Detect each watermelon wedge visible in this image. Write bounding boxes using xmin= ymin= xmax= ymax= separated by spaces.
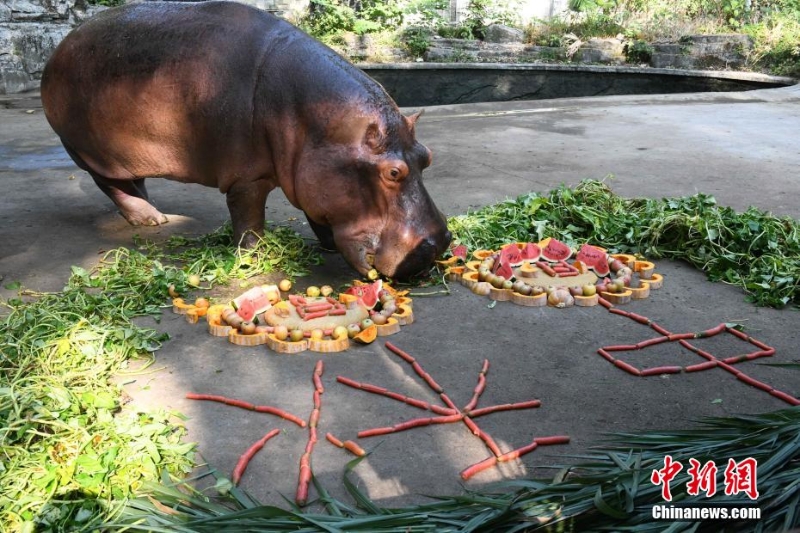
xmin=499 ymin=243 xmax=523 ymax=266
xmin=519 ymin=242 xmax=541 ymax=262
xmin=575 ymin=244 xmax=610 ymax=276
xmin=451 ymin=244 xmax=468 ymax=260
xmin=539 ymin=238 xmax=572 ymax=262
xmin=345 ymin=280 xmax=383 ymax=310
xmin=232 ymin=285 xmax=276 ymax=322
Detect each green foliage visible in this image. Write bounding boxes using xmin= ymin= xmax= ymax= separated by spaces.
xmin=0 ymin=223 xmax=320 ymax=530
xmin=402 ymin=0 xmax=448 ymax=28
xmin=301 ymin=0 xmax=403 ymax=39
xmin=448 ymin=179 xmax=800 ymax=308
xmin=301 ymin=0 xmax=357 ymax=38
xmin=401 ymin=26 xmax=433 ymax=57
xmin=462 ymin=0 xmax=521 ymax=39
xmin=624 ymin=38 xmax=654 ymax=62
xmin=745 ymin=10 xmax=800 ymax=76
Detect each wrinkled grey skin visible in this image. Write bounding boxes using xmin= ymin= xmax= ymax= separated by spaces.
xmin=41 ymin=1 xmax=450 ymax=278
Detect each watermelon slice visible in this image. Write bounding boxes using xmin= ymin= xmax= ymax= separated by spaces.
xmin=519 ymin=242 xmax=541 ymax=262
xmin=345 ymin=280 xmax=383 ymax=310
xmin=451 ymin=244 xmax=468 ymax=260
xmin=500 ymin=243 xmax=523 ymax=266
xmin=232 ymin=286 xmax=275 ymax=322
xmin=575 ymin=244 xmax=610 ymax=276
xmin=539 ymin=238 xmax=572 ymax=262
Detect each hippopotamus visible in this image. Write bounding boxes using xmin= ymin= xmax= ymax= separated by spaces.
xmin=41 ymin=1 xmax=450 ymax=279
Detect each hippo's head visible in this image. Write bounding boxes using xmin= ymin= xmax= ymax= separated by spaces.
xmin=292 ymin=107 xmax=451 ymax=279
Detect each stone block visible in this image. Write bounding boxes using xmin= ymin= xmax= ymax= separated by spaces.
xmin=483 ymin=24 xmax=524 ymax=44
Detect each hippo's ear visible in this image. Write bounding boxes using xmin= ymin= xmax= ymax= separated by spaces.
xmin=364 ymin=122 xmax=387 ymax=153
xmin=404 ymin=110 xmax=424 ymax=134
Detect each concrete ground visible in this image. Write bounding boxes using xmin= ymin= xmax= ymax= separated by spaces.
xmin=1 ymin=84 xmax=799 ymax=511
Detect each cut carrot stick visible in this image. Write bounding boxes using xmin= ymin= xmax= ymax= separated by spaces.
xmin=460 ymin=456 xmax=497 ymax=481
xmin=343 ymin=440 xmax=366 ymax=457
xmin=736 ymin=373 xmax=774 ymax=392
xmin=385 ymin=341 xmax=415 ymax=363
xmin=303 ymin=310 xmax=329 ymax=321
xmin=613 ymin=359 xmax=641 ymax=376
xmin=232 ymin=428 xmax=280 ymax=485
xmin=650 ymin=323 xmax=672 ymax=336
xmin=640 ymin=366 xmax=683 ymax=377
xmin=668 ymin=332 xmax=696 ymax=341
xmin=251 ymin=406 xmax=307 ymax=427
xmin=498 ymin=441 xmax=538 ymax=462
xmin=467 ymin=400 xmax=541 ymax=418
xmin=534 ymin=435 xmax=571 ymax=446
xmin=186 ymin=393 xmax=255 ymax=410
xmin=769 ymin=390 xmax=800 ymax=406
xmin=597 ymin=349 xmax=616 ymax=363
xmin=336 ymin=376 xmax=361 ymax=388
xmin=636 ymin=336 xmax=669 ymax=349
xmin=326 ymin=433 xmax=344 ymax=448
xmin=685 ymin=360 xmax=718 ymax=372
xmin=358 ymin=426 xmax=394 ymax=438
xmin=597 ymin=297 xmax=614 ymax=309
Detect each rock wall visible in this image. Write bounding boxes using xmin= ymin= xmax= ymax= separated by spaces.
xmin=0 ymin=0 xmax=315 ymax=94
xmin=0 ymin=0 xmax=102 ymax=94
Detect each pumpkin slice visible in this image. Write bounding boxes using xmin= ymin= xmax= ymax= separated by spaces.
xmin=171 ymin=298 xmax=195 ymax=315
xmin=574 ymin=293 xmax=599 ymax=307
xmin=308 ymin=336 xmax=350 ymax=353
xmin=600 ymin=289 xmax=632 ymax=305
xmin=353 ymin=324 xmax=378 ymax=344
xmin=266 ymin=334 xmax=308 ymax=354
xmin=392 ymin=304 xmax=414 ymax=325
xmin=472 ymin=249 xmax=494 ymax=261
xmin=646 ymin=273 xmax=664 ymax=289
xmin=628 ymin=283 xmax=650 ymax=299
xmin=510 ymin=291 xmax=547 ymax=307
xmin=229 ymin=330 xmax=269 ymax=346
xmin=375 ymin=317 xmax=401 ymax=337
xmin=489 ymin=287 xmax=512 ymax=301
xmin=185 ymin=308 xmax=201 ymax=324
xmin=634 ymin=260 xmax=656 ymax=279
xmin=460 ymin=271 xmax=480 ymax=289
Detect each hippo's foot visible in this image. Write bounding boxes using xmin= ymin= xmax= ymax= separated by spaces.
xmin=117 ymin=198 xmax=169 ymax=227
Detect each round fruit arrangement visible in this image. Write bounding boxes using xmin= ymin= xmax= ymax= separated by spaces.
xmin=172 ymin=280 xmax=414 ymax=354
xmin=441 ymin=239 xmax=663 ymax=308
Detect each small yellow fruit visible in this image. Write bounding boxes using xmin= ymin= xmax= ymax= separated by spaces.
xmin=278 ymin=279 xmax=292 ymax=292
xmin=320 ymin=285 xmax=334 ymax=297
xmin=266 ymin=289 xmax=280 ymax=304
xmin=187 ymin=274 xmax=201 ymax=287
xmin=273 ymin=325 xmax=289 ymax=340
xmin=333 ymin=326 xmax=349 ymax=340
xmin=289 ymin=329 xmax=305 ymax=342
xmin=367 ymin=269 xmax=379 ymax=281
xmin=306 ymin=286 xmax=321 ymax=297
xmin=194 ymin=297 xmax=210 ymax=309
xmin=240 ymin=321 xmax=257 ymax=335
xmin=310 ymin=329 xmax=324 ymax=340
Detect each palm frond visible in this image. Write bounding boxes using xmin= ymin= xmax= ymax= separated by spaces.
xmin=107 ymin=407 xmax=800 ymax=532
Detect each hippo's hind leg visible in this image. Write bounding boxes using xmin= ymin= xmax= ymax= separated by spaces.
xmin=63 ymin=143 xmax=168 ymax=226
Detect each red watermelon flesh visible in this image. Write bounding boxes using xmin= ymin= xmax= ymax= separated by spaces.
xmin=519 ymin=242 xmax=541 ymax=262
xmin=575 ymin=244 xmax=610 ymax=276
xmin=345 ymin=280 xmax=382 ymax=309
xmin=494 ymin=259 xmax=513 ymax=280
xmin=500 ymin=244 xmax=523 ymax=266
xmin=232 ymin=286 xmax=274 ymax=321
xmin=236 ymin=298 xmax=257 ymax=322
xmin=540 ymin=238 xmax=572 ymax=262
xmin=452 ymin=244 xmax=468 ymax=260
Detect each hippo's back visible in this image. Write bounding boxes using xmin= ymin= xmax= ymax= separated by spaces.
xmin=41 ymin=1 xmax=296 ymax=185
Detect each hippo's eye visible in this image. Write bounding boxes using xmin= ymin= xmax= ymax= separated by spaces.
xmin=390 ymin=168 xmax=400 ymax=179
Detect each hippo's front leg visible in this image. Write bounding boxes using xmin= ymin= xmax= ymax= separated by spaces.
xmin=225 ymin=177 xmax=273 ymax=247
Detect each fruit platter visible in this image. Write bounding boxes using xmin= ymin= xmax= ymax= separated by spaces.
xmin=171 ymin=280 xmax=413 ymax=354
xmin=440 ymin=239 xmax=663 ymax=308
